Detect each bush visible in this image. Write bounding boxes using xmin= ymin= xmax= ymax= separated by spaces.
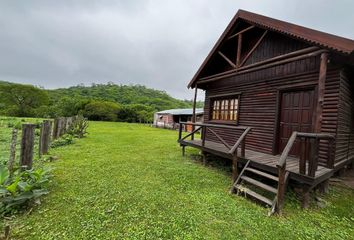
xmin=50 ymin=134 xmax=74 ymax=148
xmin=7 ymin=121 xmax=22 ymax=130
xmin=67 ymin=116 xmax=89 ymax=138
xmin=0 ymin=165 xmax=52 ymax=216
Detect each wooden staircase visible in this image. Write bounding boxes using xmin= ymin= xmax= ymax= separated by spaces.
xmin=231 ymin=160 xmax=289 ymax=214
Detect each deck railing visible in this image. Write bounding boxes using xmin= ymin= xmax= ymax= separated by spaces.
xmin=178 ymin=122 xmax=252 ymax=157
xmin=276 ymin=131 xmax=335 ymax=213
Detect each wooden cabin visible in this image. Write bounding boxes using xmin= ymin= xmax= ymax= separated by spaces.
xmin=154 ymin=108 xmax=203 ymax=130
xmin=178 ymin=10 xmax=354 ymax=214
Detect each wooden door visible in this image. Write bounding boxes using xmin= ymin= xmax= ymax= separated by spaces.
xmin=278 ymin=89 xmax=315 ymax=155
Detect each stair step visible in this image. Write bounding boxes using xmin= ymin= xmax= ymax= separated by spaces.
xmin=235 ymin=184 xmax=273 ymax=206
xmin=241 ymin=176 xmax=278 ymax=194
xmin=245 ymin=168 xmax=279 ymax=181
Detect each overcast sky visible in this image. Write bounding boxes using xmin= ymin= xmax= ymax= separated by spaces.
xmin=0 ymin=1 xmax=353 ymax=100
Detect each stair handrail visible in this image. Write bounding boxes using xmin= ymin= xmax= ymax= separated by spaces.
xmin=277 ymin=131 xmax=335 ymax=169
xmin=228 ymin=127 xmax=252 ymax=155
xmin=276 ymin=131 xmax=335 ymax=214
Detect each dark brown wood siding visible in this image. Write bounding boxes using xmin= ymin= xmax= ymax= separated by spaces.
xmin=335 ymin=70 xmax=354 ymax=164
xmin=201 ymin=57 xmax=341 ymax=159
xmin=243 ymin=32 xmax=309 ymax=66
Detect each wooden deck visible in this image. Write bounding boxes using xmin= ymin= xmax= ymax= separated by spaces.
xmin=181 ymin=139 xmax=334 ymax=185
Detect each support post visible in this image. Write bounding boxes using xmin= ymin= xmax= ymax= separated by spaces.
xmin=178 ymin=123 xmax=183 ymax=141
xmin=301 ymin=185 xmax=311 ymax=209
xmin=232 ymin=155 xmax=239 ymax=183
xmin=20 ymin=124 xmax=36 ymax=169
xmin=318 ymin=179 xmax=329 ymax=194
xmin=276 ymin=166 xmax=286 ymax=214
xmin=191 ymin=85 xmax=198 ymax=140
xmin=8 ymin=129 xmax=18 ymax=176
xmin=39 ymin=120 xmax=52 ymax=157
xmin=314 ymin=52 xmax=328 ymax=133
xmin=202 ymin=151 xmax=207 ymax=166
xmin=202 ymin=126 xmax=206 ymax=147
xmin=182 ymin=146 xmax=185 ymax=157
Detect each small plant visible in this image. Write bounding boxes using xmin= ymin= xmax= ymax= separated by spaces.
xmin=0 ymin=164 xmax=52 ymax=216
xmin=7 ymin=121 xmax=21 ymax=130
xmin=67 ymin=115 xmax=89 ymax=138
xmin=50 ymin=134 xmax=74 ymax=148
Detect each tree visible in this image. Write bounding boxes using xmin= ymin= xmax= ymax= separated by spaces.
xmin=117 ymin=104 xmax=154 ymax=123
xmin=49 ymin=96 xmax=89 ymax=117
xmin=0 ymin=83 xmax=49 ymax=117
xmin=83 ymin=101 xmax=121 ymax=121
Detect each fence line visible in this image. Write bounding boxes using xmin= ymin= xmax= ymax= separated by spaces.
xmin=8 ymin=116 xmax=79 ymax=170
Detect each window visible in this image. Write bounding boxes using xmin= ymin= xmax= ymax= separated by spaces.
xmin=211 ymin=96 xmax=239 ymax=122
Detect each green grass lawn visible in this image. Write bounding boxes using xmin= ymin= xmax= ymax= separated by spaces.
xmin=1 ymin=121 xmax=354 ymax=239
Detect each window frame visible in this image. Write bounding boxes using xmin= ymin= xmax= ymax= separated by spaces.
xmin=209 ymin=93 xmax=241 ymax=125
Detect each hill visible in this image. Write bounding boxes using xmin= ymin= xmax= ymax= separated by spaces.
xmin=0 ymin=81 xmax=203 ymax=122
xmin=48 ymin=83 xmax=202 ymax=111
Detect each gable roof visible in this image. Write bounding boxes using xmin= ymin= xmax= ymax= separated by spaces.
xmin=156 ymin=108 xmax=204 ymax=115
xmin=188 ymin=9 xmax=354 ymax=88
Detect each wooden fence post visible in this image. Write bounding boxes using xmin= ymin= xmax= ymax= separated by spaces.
xmin=59 ymin=117 xmax=67 ymax=136
xmin=39 ymin=120 xmax=52 ymax=157
xmin=20 ymin=124 xmax=36 ymax=169
xmin=53 ymin=118 xmax=60 ymax=140
xmin=66 ymin=117 xmax=73 ymax=131
xmin=8 ymin=129 xmax=18 ymax=176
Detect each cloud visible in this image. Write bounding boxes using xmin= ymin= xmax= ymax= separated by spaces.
xmin=0 ymin=0 xmax=353 ymax=100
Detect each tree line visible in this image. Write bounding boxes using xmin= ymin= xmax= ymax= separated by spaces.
xmin=0 ymin=81 xmax=203 ymax=123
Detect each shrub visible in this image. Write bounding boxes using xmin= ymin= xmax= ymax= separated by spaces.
xmin=0 ymin=165 xmax=52 ymax=216
xmin=7 ymin=121 xmax=22 ymax=130
xmin=67 ymin=116 xmax=89 ymax=138
xmin=50 ymin=134 xmax=74 ymax=148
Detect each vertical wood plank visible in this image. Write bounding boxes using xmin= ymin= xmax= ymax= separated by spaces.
xmin=299 ymin=137 xmax=306 ymax=174
xmin=236 ymin=34 xmax=242 ymax=67
xmin=308 ymin=138 xmax=318 ymax=177
xmin=241 ymin=138 xmax=246 ymax=158
xmin=327 ymin=138 xmax=335 ymax=168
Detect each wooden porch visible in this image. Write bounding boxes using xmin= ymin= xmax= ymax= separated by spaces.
xmin=181 ymin=139 xmax=333 ymax=186
xmin=178 ymin=122 xmax=336 ymax=214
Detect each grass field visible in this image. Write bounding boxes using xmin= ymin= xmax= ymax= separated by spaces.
xmin=1 ymin=121 xmax=353 ymax=239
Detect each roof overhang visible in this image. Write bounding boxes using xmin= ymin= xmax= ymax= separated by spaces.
xmin=188 ymin=9 xmax=354 ymax=89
